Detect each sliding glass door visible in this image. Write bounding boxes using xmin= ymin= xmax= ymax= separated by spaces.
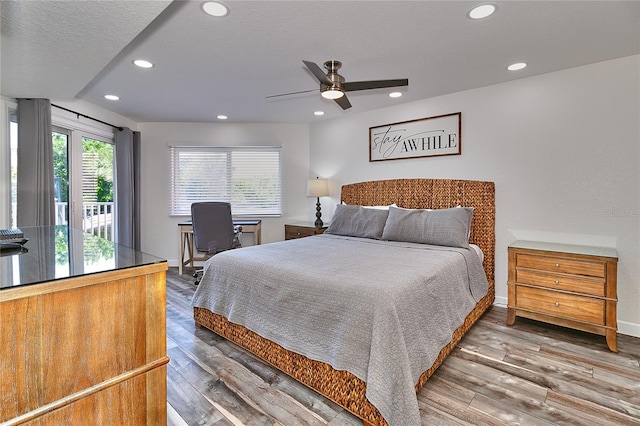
xmin=10 ymin=121 xmax=115 ymax=240
xmin=52 ymin=127 xmax=70 ymax=225
xmin=79 ymin=136 xmax=114 ymax=240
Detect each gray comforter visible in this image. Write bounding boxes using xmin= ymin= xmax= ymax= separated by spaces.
xmin=192 ymin=234 xmax=488 ymax=426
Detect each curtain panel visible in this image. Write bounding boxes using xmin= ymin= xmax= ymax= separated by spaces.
xmin=16 ymin=98 xmax=55 ymax=227
xmin=115 ymin=128 xmax=141 ymax=250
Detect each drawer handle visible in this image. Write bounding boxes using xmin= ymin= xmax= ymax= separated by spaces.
xmin=554 ymin=302 xmax=559 ymax=307
xmin=555 ymin=263 xmax=560 ymax=268
xmin=296 ymin=232 xmax=301 ymax=236
xmin=554 ymin=280 xmax=560 ymax=284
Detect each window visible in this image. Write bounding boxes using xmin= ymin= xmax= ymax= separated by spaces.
xmin=169 ymin=146 xmax=282 ymax=216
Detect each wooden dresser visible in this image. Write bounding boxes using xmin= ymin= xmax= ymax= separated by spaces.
xmin=1 ymin=226 xmax=169 ymax=424
xmin=507 ymin=240 xmax=618 ymax=352
xmin=284 ymin=223 xmax=327 ymax=240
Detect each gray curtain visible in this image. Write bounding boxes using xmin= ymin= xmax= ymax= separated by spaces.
xmin=16 ymin=98 xmax=55 ymax=227
xmin=115 ymin=127 xmax=141 ymax=249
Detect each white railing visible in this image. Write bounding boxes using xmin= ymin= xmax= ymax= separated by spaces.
xmin=55 ymin=201 xmax=115 ymax=242
xmin=83 ymin=202 xmax=114 ymax=241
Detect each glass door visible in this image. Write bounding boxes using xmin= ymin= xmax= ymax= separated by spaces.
xmin=7 ymin=113 xmax=115 ymax=242
xmin=18 ymin=125 xmax=116 ymax=240
xmin=52 ymin=127 xmax=70 ymax=225
xmin=80 ymin=137 xmax=114 ymax=240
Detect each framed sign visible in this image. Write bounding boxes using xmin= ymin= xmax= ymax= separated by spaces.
xmin=369 ymin=112 xmax=461 ymax=162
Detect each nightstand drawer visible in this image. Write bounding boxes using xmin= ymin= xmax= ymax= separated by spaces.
xmin=516 ymin=268 xmax=605 ymax=296
xmin=516 ymin=286 xmax=604 ymax=325
xmin=516 ymin=253 xmax=605 ymax=277
xmin=284 ymin=224 xmax=326 ymax=240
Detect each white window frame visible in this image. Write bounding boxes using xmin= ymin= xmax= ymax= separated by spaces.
xmin=169 ymin=145 xmax=282 ymax=217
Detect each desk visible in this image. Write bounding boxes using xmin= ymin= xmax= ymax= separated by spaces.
xmin=178 ymin=219 xmax=262 ymax=274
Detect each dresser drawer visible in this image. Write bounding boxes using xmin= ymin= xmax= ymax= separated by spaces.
xmin=516 ymin=253 xmax=605 ymax=277
xmin=515 ymin=286 xmax=604 ymax=325
xmin=516 ymin=268 xmax=605 ymax=296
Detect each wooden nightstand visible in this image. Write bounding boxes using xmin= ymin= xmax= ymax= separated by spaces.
xmin=284 ymin=223 xmax=327 ymax=240
xmin=507 ymin=240 xmax=618 ymax=352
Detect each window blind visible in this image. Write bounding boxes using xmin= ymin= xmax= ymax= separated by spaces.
xmin=169 ymin=146 xmax=282 ymax=216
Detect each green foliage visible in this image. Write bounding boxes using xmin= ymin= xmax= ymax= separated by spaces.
xmin=52 ymin=133 xmax=68 ymax=202
xmin=83 ymin=138 xmax=114 ymax=202
xmin=51 ymin=134 xmax=114 ymax=203
xmin=96 ymin=175 xmax=113 ymax=202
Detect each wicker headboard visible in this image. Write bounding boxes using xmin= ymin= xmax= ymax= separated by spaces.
xmin=341 ymin=178 xmax=496 ymax=292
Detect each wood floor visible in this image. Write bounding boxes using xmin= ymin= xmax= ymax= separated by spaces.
xmin=165 ymin=267 xmax=640 ymax=426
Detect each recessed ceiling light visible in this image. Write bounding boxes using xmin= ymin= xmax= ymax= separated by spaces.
xmin=217 ymin=115 xmax=228 ymax=120
xmin=201 ymin=1 xmax=229 ymax=17
xmin=314 ymin=111 xmax=325 ymax=116
xmin=133 ymin=59 xmax=154 ymax=69
xmin=468 ymin=4 xmax=496 ymax=19
xmin=104 ymin=95 xmax=120 ymax=101
xmin=389 ymin=92 xmax=402 ymax=98
xmin=507 ymin=62 xmax=527 ymax=71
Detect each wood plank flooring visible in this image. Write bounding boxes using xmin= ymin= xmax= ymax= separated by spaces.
xmin=165 ymin=267 xmax=640 ymax=425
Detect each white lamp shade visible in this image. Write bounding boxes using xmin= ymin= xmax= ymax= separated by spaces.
xmin=306 ymin=179 xmax=329 ymax=197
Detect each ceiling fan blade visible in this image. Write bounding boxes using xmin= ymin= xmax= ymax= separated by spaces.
xmin=303 ymin=60 xmax=331 ymax=85
xmin=334 ymin=94 xmax=352 ymax=110
xmin=343 ymin=78 xmax=408 ymax=92
xmin=265 ymin=88 xmax=318 ymax=99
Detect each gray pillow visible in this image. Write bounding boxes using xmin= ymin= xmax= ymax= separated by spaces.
xmin=325 ymin=204 xmax=389 ymax=239
xmin=381 ymin=206 xmax=473 ymax=248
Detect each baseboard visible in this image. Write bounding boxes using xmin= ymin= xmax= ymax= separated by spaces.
xmin=618 ymin=320 xmax=640 ymax=339
xmin=494 ymin=296 xmax=507 ymax=307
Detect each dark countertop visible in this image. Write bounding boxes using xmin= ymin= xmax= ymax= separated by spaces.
xmin=1 ymin=226 xmax=166 ymax=290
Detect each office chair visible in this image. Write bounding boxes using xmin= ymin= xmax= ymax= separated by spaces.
xmin=191 ymin=202 xmax=242 ymax=285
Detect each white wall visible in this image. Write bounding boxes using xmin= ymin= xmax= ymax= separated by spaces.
xmin=138 ymin=122 xmax=310 ymax=265
xmin=309 ymin=55 xmax=640 ymax=337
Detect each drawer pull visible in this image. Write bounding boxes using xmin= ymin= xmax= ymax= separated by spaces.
xmin=296 ymin=232 xmax=301 ymax=236
xmin=555 ymin=263 xmax=560 ymax=268
xmin=554 ymin=280 xmax=560 ymax=284
xmin=555 ymin=302 xmax=559 ymax=307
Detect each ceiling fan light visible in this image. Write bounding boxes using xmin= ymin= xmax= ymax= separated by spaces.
xmin=321 ymin=88 xmax=344 ymax=100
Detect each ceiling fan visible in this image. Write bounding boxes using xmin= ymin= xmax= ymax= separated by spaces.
xmin=267 ymin=60 xmax=409 ymax=110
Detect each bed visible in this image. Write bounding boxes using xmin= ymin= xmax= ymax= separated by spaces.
xmin=192 ymin=178 xmax=495 ymax=426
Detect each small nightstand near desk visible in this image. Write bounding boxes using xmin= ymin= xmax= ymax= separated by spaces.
xmin=179 ymin=219 xmax=261 ymax=274
xmin=284 ymin=223 xmax=327 ymax=240
xmin=507 ymin=240 xmax=618 ymax=352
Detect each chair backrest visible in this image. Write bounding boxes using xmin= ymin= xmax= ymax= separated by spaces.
xmin=191 ymin=202 xmax=235 ymax=254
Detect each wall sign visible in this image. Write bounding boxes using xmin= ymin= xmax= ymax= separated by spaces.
xmin=369 ymin=112 xmax=461 ymax=162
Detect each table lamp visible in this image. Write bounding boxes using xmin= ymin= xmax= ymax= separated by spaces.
xmin=306 ymin=178 xmax=329 ymax=228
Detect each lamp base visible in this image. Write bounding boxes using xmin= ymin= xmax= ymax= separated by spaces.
xmin=314 ymin=197 xmax=323 ymax=229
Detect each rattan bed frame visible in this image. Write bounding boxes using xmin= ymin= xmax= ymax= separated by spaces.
xmin=194 ymin=178 xmax=495 ymax=426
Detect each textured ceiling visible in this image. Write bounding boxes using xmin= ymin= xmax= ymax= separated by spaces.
xmin=2 ymin=1 xmax=639 ymax=124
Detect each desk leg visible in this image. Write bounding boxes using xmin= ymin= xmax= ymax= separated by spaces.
xmin=179 ymin=231 xmax=186 ymax=275
xmin=186 ymin=233 xmax=194 ymax=268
